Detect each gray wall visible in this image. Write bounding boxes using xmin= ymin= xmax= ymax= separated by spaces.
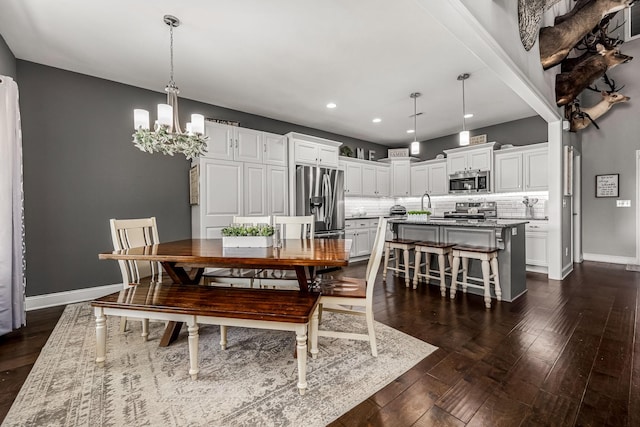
xmin=414 ymin=115 xmax=548 ymax=160
xmin=0 ymin=34 xmax=16 ymax=79
xmin=16 ymin=61 xmax=386 ymax=296
xmin=581 ymin=37 xmax=640 ymax=259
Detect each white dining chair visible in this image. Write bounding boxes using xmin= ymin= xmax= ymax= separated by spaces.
xmin=254 ymin=215 xmax=315 ymax=289
xmin=110 ymin=217 xmax=164 ymax=340
xmin=273 ymin=215 xmax=315 ymax=239
xmin=204 ymin=216 xmax=273 ymax=287
xmin=311 ymin=217 xmax=388 ymax=357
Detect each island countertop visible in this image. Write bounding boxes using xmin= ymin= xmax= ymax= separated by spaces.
xmin=389 ymin=218 xmax=529 ymax=228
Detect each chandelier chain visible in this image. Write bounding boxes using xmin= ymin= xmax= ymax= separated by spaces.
xmin=169 ymin=23 xmax=175 ymax=87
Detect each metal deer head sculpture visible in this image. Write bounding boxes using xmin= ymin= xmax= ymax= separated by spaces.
xmin=539 ymin=0 xmax=635 ymax=70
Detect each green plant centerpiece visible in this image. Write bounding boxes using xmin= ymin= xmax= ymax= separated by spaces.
xmin=221 ymin=224 xmax=274 ymax=237
xmin=221 ymin=224 xmax=275 ymax=247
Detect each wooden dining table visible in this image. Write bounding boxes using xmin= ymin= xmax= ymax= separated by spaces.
xmin=99 ymin=238 xmax=351 ymax=346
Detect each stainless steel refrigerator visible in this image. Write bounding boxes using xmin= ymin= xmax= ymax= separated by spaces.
xmin=295 ymin=165 xmax=345 ymax=238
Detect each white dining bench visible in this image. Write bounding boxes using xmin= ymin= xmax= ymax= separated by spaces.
xmin=91 ymin=283 xmax=321 ymax=395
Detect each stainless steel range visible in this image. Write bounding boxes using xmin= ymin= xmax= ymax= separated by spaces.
xmin=444 ymin=201 xmax=497 ymax=220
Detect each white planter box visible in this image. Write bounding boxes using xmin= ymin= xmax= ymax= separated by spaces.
xmin=222 ymin=236 xmax=273 ymax=247
xmin=407 ymin=214 xmax=430 ymax=222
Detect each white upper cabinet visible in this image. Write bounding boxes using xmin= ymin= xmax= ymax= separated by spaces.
xmin=340 ymin=158 xmax=390 ymax=197
xmin=263 ymin=132 xmax=287 ymax=166
xmin=494 ymin=143 xmax=548 ymax=193
xmin=235 ymin=127 xmax=263 ymax=163
xmin=391 ymin=160 xmax=411 ymax=197
xmin=287 ymin=132 xmax=341 ymax=168
xmin=429 ymin=161 xmax=448 ymax=195
xmin=204 ymin=122 xmax=286 ymax=165
xmin=494 ymin=151 xmax=523 ymax=192
xmin=375 ymin=165 xmax=390 ymax=197
xmin=523 ymin=146 xmax=548 ymax=191
xmin=410 ymin=159 xmax=447 ymax=196
xmin=344 ymin=161 xmax=363 ymax=196
xmin=444 ymin=142 xmax=498 ymax=174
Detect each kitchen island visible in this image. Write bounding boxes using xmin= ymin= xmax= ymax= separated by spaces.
xmin=390 ymin=218 xmax=528 ymax=303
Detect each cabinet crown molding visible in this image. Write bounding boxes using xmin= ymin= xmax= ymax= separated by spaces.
xmin=443 ymin=141 xmax=500 ymax=155
xmin=285 ymin=132 xmax=343 ymax=147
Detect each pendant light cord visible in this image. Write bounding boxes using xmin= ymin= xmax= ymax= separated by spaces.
xmin=461 ymin=77 xmax=466 ymax=132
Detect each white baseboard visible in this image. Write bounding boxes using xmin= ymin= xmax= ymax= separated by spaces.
xmin=26 ymin=283 xmax=123 ymax=311
xmin=582 ymin=253 xmax=636 ymax=265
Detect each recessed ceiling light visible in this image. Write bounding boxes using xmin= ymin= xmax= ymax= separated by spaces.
xmin=406 ymin=129 xmax=415 ymax=134
xmin=326 ymin=102 xmax=337 ymax=109
xmin=464 ymin=113 xmax=474 ymax=119
xmin=372 ymin=118 xmax=382 ymax=123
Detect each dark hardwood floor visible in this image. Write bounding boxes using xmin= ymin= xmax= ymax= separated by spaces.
xmin=1 ymin=261 xmax=638 ymax=426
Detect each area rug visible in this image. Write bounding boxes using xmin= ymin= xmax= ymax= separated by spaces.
xmin=3 ymin=303 xmax=437 ymax=427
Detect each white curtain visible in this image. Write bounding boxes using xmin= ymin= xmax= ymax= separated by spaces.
xmin=0 ymin=75 xmax=26 ymax=335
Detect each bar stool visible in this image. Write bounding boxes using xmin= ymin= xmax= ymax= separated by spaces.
xmin=450 ymin=245 xmax=502 ymax=309
xmin=412 ymin=242 xmax=455 ymax=296
xmin=383 ymin=238 xmax=416 ymax=287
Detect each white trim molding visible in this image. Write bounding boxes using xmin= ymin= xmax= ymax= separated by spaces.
xmin=636 ymin=150 xmax=640 ymax=264
xmin=582 ymin=253 xmax=637 ymax=265
xmin=26 ymin=283 xmax=122 ymax=311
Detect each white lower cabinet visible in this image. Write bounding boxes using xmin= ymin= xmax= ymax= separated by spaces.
xmin=192 ymin=158 xmax=288 ymax=238
xmin=345 ymin=218 xmax=379 ymax=259
xmin=267 ymin=165 xmax=288 ymax=216
xmin=244 ymin=163 xmax=267 ymax=216
xmin=526 ymin=220 xmax=548 ymax=270
xmin=192 ymin=158 xmax=244 ymax=238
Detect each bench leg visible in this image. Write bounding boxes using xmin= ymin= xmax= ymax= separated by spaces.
xmin=383 ymin=244 xmax=390 ymax=282
xmin=296 ymin=326 xmax=308 ymax=395
xmin=481 ymin=260 xmax=492 ymax=309
xmin=187 ymin=319 xmax=199 ymax=380
xmin=220 ymin=325 xmax=227 ymax=350
xmin=309 ymin=307 xmax=319 ymax=359
xmin=95 ymin=308 xmax=106 ymax=367
xmin=141 ymin=318 xmax=149 ymax=341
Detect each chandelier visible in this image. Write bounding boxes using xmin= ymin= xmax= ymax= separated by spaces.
xmin=132 ymin=15 xmax=208 ymax=160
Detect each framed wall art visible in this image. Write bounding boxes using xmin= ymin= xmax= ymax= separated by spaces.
xmin=595 ymin=174 xmax=619 ymax=198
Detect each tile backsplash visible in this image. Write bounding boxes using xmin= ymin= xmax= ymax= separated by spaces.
xmin=345 ymin=192 xmax=548 ymax=219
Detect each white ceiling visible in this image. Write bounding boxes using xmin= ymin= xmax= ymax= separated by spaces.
xmin=0 ymin=0 xmax=537 ymax=146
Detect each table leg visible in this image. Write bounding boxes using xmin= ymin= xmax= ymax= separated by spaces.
xmin=159 ymin=263 xmax=203 ymax=346
xmin=294 ymin=266 xmax=310 ymax=292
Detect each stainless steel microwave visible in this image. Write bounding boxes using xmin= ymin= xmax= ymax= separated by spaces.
xmin=449 ymin=170 xmax=490 ymax=194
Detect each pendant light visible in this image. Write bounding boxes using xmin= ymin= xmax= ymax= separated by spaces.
xmin=457 ymin=73 xmax=470 ymax=146
xmin=410 ymin=92 xmax=421 ymax=155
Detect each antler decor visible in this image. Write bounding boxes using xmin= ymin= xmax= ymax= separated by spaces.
xmin=533 ymin=0 xmax=634 ymax=132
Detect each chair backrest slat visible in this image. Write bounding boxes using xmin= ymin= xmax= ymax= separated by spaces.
xmin=273 ymin=215 xmax=315 ymax=239
xmin=110 ymin=217 xmax=161 ymax=288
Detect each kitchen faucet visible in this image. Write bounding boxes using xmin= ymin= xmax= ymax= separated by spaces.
xmin=421 ymin=191 xmax=432 ymax=211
